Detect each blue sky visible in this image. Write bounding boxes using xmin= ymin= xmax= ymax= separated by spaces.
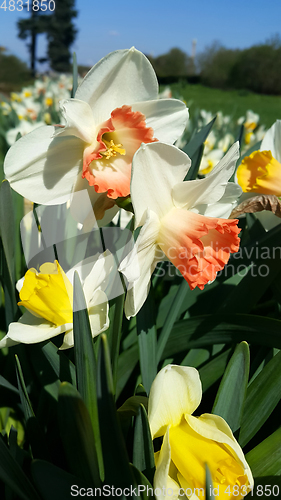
xmin=1 ymin=0 xmax=281 ymax=68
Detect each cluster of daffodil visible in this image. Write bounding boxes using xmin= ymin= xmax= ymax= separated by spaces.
xmin=3 ymin=47 xmax=281 ymax=499
xmin=0 ymin=48 xmax=258 ymax=498
xmin=0 ymin=73 xmax=77 ymax=146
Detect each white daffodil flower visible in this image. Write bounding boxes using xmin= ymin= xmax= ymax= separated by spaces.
xmin=0 ymin=251 xmax=116 ymax=350
xmin=4 ymin=48 xmax=188 ymax=225
xmin=148 ymin=364 xmax=254 ymax=500
xmin=119 ymin=142 xmax=242 ymax=318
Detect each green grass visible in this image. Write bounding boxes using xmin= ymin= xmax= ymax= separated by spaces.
xmin=171 ymin=83 xmax=281 ymax=128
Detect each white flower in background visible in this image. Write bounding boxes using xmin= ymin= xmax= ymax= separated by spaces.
xmin=0 ymin=252 xmax=115 ymax=350
xmin=199 ymin=148 xmax=224 ymax=175
xmin=217 ymin=133 xmax=234 ymax=153
xmin=203 ymin=130 xmax=217 ymax=153
xmin=4 ymin=48 xmax=188 ymax=227
xmin=119 ymin=141 xmax=242 ymax=318
xmin=6 ymin=120 xmax=46 ymax=146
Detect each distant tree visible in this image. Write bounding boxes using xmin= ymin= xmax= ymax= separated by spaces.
xmin=17 ymin=0 xmax=77 ymax=75
xmin=198 ymin=41 xmax=240 ymax=89
xmin=46 ymin=0 xmax=77 ymax=72
xmin=17 ymin=3 xmax=49 ymax=76
xmin=230 ymin=37 xmax=281 ymax=95
xmin=148 ymin=48 xmax=194 ymax=77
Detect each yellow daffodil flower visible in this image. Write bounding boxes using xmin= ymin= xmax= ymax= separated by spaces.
xmin=148 ymin=364 xmax=253 ymax=500
xmin=0 ymin=252 xmax=114 ymax=350
xmin=237 ymin=120 xmax=281 ymax=196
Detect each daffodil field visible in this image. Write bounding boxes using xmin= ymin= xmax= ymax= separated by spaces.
xmin=0 ymin=49 xmax=280 ymax=500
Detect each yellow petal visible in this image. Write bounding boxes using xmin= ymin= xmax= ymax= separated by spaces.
xmin=18 ymin=261 xmax=73 ymax=326
xmin=236 ymin=150 xmax=281 ymax=196
xmin=169 ymin=417 xmax=251 ymax=499
xmin=148 ymin=364 xmax=202 ymax=439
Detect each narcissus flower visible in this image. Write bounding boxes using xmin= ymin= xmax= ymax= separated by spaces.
xmin=4 ymin=48 xmax=188 ymax=223
xmin=0 ymin=252 xmax=113 ymax=350
xmin=148 ymin=364 xmax=254 ymax=500
xmin=237 ymin=120 xmax=281 ymax=196
xmin=119 ymin=142 xmax=242 ymax=317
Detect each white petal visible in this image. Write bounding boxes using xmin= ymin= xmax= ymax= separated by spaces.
xmin=88 ymin=290 xmax=109 ymax=336
xmin=55 ymin=99 xmax=96 ymax=144
xmin=131 ymin=142 xmax=190 ymax=228
xmin=59 ymin=329 xmax=74 ymax=349
xmin=132 ymin=98 xmax=189 ymax=144
xmin=7 ymin=310 xmax=70 ymax=344
xmin=194 ymin=182 xmax=242 ymax=218
xmin=4 ymin=126 xmax=84 ymax=205
xmin=75 ymin=48 xmax=158 ymax=123
xmin=185 ymin=413 xmax=254 ymax=488
xmin=261 ymin=119 xmax=281 ymax=163
xmin=172 ymin=142 xmax=240 ymax=211
xmin=154 ymin=430 xmax=181 ymax=500
xmin=0 ymin=335 xmax=19 ymax=349
xmin=148 ymin=364 xmax=202 ymax=439
xmin=119 ymin=210 xmax=161 ymax=318
xmin=83 ymin=251 xmax=115 ymax=303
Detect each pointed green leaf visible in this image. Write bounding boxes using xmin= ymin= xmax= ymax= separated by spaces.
xmin=0 ymin=180 xmax=15 ymax=285
xmin=106 ymin=291 xmax=125 ymax=395
xmin=183 ymin=116 xmax=216 ymax=160
xmin=15 ymin=355 xmax=49 ymax=460
xmin=58 ymin=382 xmax=101 ymax=486
xmin=246 ymin=427 xmax=281 ymax=477
xmin=97 ymin=334 xmax=136 ymax=489
xmin=240 ymin=350 xmax=281 ymax=446
xmin=157 ymin=279 xmax=189 ymax=363
xmin=162 ymin=314 xmax=281 ymax=360
xmin=0 ymin=435 xmax=41 ymax=500
xmin=137 ymin=287 xmax=157 ymax=394
xmin=31 ymin=460 xmax=84 ymax=500
xmin=133 ymin=404 xmax=155 ymax=483
xmin=212 ymin=342 xmax=250 ymax=432
xmin=205 ymin=464 xmax=215 ymax=500
xmin=73 ymin=271 xmax=103 ymax=476
xmin=71 ymin=52 xmax=78 ymax=98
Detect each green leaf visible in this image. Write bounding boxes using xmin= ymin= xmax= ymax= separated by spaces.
xmin=157 ymin=279 xmax=189 ymax=363
xmin=239 ymin=350 xmax=281 ymax=447
xmin=0 ymin=435 xmax=41 ymax=500
xmin=106 ymin=292 xmax=125 ymax=395
xmin=205 ymin=464 xmax=215 ymax=500
xmin=162 ymin=314 xmax=281 ymax=360
xmin=212 ymin=342 xmax=250 ymax=432
xmin=199 ymin=349 xmax=232 ymax=392
xmin=247 ymin=477 xmax=281 ymax=499
xmin=58 ymin=382 xmax=101 ymax=486
xmin=15 ymin=354 xmax=34 ymax=420
xmin=97 ymin=334 xmax=136 ymax=489
xmin=41 ymin=341 xmax=76 ymax=386
xmin=31 ymin=460 xmax=84 ymax=500
xmin=183 ymin=117 xmax=216 ymax=162
xmin=130 ymin=464 xmax=154 ymax=500
xmin=116 ymin=343 xmax=139 ymax=399
xmin=15 ymin=355 xmax=49 ymax=460
xmin=0 ymin=180 xmax=15 ymax=285
xmin=132 ymin=404 xmax=155 ymax=484
xmin=137 ymin=287 xmax=157 ymax=394
xmin=71 ymin=52 xmax=78 ymax=97
xmin=0 ymin=180 xmax=18 ymax=326
xmin=72 ymin=271 xmax=103 ymax=476
xmin=246 ymin=427 xmax=281 ymax=477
